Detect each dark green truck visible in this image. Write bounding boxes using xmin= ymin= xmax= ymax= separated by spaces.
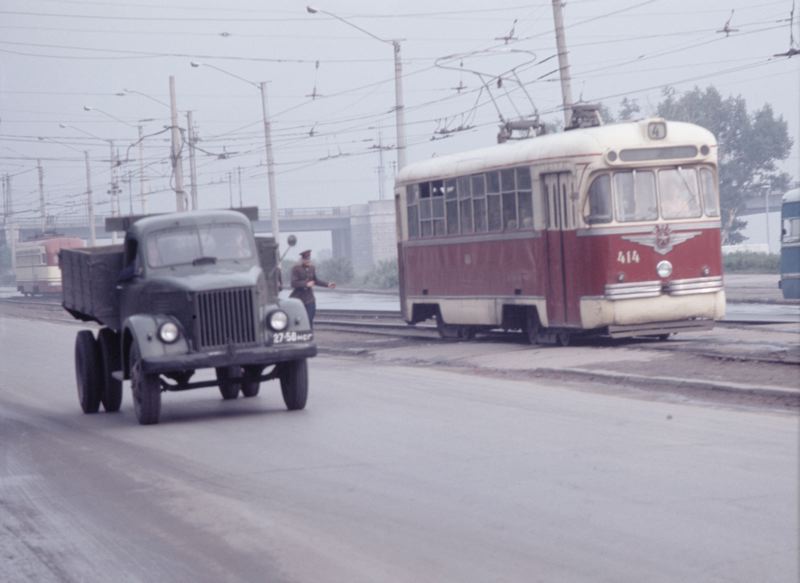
xmin=61 ymin=208 xmax=316 ymax=425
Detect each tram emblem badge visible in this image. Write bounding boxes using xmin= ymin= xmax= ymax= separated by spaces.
xmin=622 ymin=225 xmax=701 ymax=255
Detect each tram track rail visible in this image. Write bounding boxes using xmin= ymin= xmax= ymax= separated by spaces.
xmin=2 ymin=299 xmax=797 ymax=365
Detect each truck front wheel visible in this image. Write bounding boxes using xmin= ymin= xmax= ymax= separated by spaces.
xmin=130 ymin=343 xmax=161 ymax=425
xmin=75 ymin=330 xmax=101 ymax=414
xmin=279 ymin=359 xmax=308 ymax=411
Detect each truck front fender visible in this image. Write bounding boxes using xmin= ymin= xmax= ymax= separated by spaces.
xmin=278 ymin=297 xmax=311 ymax=331
xmin=122 ymin=313 xmax=191 ymax=376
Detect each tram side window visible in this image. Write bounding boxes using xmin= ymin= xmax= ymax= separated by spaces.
xmin=699 ymin=167 xmax=719 ymax=217
xmin=457 ymin=176 xmax=473 ymax=234
xmin=472 ymin=174 xmax=487 ymax=232
xmin=445 ymin=179 xmax=459 ymax=235
xmin=586 ymin=174 xmax=612 ymax=224
xmin=431 ymin=180 xmax=445 ymax=236
xmin=659 ymin=167 xmax=702 ymax=219
xmin=613 ymin=170 xmax=657 ymax=222
xmin=406 ymin=184 xmax=419 ymax=238
xmin=419 ymin=182 xmax=432 ymax=237
xmin=486 ymin=171 xmax=502 ymax=231
xmin=516 ymin=167 xmax=533 ymax=229
xmin=500 ymin=169 xmax=517 ymax=230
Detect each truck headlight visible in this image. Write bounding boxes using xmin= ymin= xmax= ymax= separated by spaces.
xmin=268 ymin=310 xmax=289 ymax=331
xmin=158 ymin=321 xmax=180 ymax=343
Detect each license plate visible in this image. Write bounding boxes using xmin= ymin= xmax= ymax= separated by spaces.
xmin=272 ymin=331 xmax=312 ymax=344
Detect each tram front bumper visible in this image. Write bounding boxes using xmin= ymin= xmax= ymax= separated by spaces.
xmin=579 ymin=289 xmax=725 ymax=331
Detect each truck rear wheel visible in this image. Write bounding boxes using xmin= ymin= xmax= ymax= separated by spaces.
xmin=75 ymin=330 xmax=101 ymax=414
xmin=241 ymin=366 xmax=261 ymax=398
xmin=130 ymin=343 xmax=161 ymax=425
xmin=97 ymin=328 xmax=123 ymax=412
xmin=279 ymin=359 xmax=308 ymax=411
xmin=216 ymin=366 xmax=241 ymax=400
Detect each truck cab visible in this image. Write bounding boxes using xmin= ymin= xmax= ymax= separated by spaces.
xmin=61 ymin=209 xmax=316 ymax=425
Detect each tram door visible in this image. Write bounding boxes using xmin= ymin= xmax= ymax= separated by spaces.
xmin=542 ymin=172 xmax=578 ymax=327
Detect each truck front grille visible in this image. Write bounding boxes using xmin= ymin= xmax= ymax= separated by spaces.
xmin=196 ymin=287 xmax=257 ymax=349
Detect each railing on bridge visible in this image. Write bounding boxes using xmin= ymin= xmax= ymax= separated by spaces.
xmin=3 ymin=206 xmax=354 ymax=232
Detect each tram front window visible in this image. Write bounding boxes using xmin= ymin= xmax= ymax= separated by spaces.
xmin=586 ymin=174 xmax=612 ymax=224
xmin=659 ymin=167 xmax=702 ymax=219
xmin=613 ymin=170 xmax=657 ymax=222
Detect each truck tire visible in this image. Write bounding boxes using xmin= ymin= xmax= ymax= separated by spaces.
xmin=216 ymin=366 xmax=241 ymax=400
xmin=241 ymin=366 xmax=261 ymax=398
xmin=97 ymin=328 xmax=123 ymax=412
xmin=130 ymin=343 xmax=161 ymax=425
xmin=279 ymin=359 xmax=308 ymax=411
xmin=74 ymin=330 xmax=101 ymax=414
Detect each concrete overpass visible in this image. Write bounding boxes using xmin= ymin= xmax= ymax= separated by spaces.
xmin=1 ymin=200 xmax=397 ymax=273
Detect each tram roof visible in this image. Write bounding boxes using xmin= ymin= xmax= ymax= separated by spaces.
xmin=396 ymin=118 xmax=716 ymax=184
xmin=783 ymin=188 xmax=800 ymax=203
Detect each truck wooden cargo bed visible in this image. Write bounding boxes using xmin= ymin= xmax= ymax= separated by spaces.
xmin=61 ymin=245 xmax=124 ymax=328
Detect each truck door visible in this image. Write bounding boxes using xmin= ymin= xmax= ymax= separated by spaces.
xmin=542 ymin=172 xmax=579 ymax=327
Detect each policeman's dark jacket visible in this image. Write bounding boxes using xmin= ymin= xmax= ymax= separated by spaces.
xmin=289 ymin=262 xmax=330 ymax=305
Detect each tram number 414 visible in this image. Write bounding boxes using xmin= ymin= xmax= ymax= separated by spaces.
xmin=617 ymin=250 xmax=641 ymax=264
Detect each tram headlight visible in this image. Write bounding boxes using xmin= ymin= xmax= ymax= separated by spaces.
xmin=656 ymin=260 xmax=673 ymax=279
xmin=701 ymin=265 xmax=710 ymax=276
xmin=158 ymin=321 xmax=180 ymax=344
xmin=268 ymin=310 xmax=289 ymax=331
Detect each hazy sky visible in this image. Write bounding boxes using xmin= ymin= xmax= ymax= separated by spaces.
xmin=1 ymin=0 xmax=798 ymax=251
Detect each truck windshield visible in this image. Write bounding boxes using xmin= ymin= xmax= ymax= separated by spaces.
xmin=145 ymin=223 xmax=254 ymax=268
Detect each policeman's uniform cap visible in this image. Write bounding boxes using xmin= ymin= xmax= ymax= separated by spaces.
xmin=300 ymin=249 xmax=312 ymax=258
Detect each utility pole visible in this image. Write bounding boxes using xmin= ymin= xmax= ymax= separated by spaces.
xmin=259 ymin=82 xmax=279 ymax=241
xmin=186 ymin=111 xmax=198 ymax=210
xmin=392 ymin=41 xmax=407 ymax=170
xmin=227 ymin=172 xmax=234 ymax=207
xmin=37 ymin=159 xmax=46 ymax=234
xmin=1 ymin=173 xmax=7 ymax=223
xmin=138 ymin=125 xmax=146 ymax=214
xmin=551 ymin=0 xmax=574 ymax=128
xmin=108 ymin=141 xmax=120 ymax=243
xmin=84 ymin=151 xmax=96 ymax=246
xmin=376 ymin=129 xmax=386 ymax=201
xmin=125 ymin=171 xmax=134 ymax=215
xmin=237 ymin=166 xmax=243 ymax=207
xmin=169 ymin=75 xmax=187 ymax=212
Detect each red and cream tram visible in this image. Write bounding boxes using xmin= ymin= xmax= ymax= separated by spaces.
xmin=16 ymin=236 xmax=84 ymax=296
xmin=395 ymin=118 xmax=725 ymax=343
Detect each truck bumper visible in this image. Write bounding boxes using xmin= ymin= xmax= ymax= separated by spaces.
xmin=141 ymin=342 xmax=317 ymax=374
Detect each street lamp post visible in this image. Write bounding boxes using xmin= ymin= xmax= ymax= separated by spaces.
xmin=190 ymin=61 xmax=280 ymax=243
xmin=306 ymin=5 xmax=407 ymax=170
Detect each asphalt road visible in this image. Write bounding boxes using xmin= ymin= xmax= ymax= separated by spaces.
xmin=1 ymin=316 xmax=798 ymax=583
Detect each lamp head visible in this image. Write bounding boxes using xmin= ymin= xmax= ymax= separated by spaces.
xmin=306 ymin=6 xmax=318 ymax=14
xmin=190 ymin=61 xmax=201 ymax=68
xmin=82 ymin=105 xmax=92 ymax=111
